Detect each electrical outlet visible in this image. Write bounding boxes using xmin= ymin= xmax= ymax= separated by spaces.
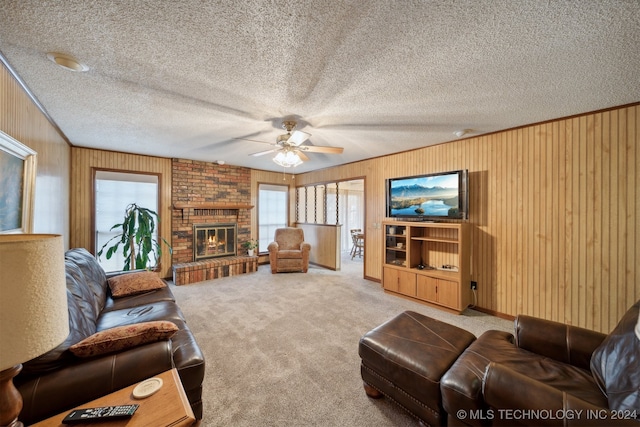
xmin=471 ymin=281 xmax=477 ymax=290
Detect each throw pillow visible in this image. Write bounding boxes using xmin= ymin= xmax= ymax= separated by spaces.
xmin=108 ymin=271 xmax=166 ymax=298
xmin=590 ymin=300 xmax=640 ymax=411
xmin=69 ymin=321 xmax=178 ymax=358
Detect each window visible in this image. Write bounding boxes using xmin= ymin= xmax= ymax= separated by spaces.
xmin=258 ymin=184 xmax=288 ymax=252
xmin=94 ymin=171 xmax=159 ymax=272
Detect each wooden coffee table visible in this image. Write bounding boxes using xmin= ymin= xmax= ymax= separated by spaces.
xmin=32 ymin=369 xmax=195 ymax=427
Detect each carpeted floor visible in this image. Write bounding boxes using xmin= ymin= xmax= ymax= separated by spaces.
xmin=170 ymin=255 xmax=513 ymax=426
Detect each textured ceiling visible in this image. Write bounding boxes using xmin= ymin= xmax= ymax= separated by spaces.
xmin=1 ymin=0 xmax=639 ymax=173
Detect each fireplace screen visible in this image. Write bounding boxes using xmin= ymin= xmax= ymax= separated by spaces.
xmin=193 ymin=223 xmax=237 ymax=261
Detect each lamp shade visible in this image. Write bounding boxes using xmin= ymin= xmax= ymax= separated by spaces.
xmin=0 ymin=234 xmax=69 ymax=370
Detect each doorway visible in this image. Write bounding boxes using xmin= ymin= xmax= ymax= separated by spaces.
xmin=339 ymin=179 xmax=365 ymax=268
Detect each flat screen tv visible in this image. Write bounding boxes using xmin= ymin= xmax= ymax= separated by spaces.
xmin=386 ymin=170 xmax=469 ymax=220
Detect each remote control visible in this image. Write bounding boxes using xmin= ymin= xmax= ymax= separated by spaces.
xmin=62 ymin=404 xmax=139 ymax=424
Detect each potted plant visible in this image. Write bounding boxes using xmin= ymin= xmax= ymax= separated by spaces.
xmin=97 ymin=203 xmax=172 ymax=271
xmin=242 ymin=239 xmax=259 ymax=256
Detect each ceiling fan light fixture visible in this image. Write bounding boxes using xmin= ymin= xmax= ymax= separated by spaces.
xmin=273 ymin=151 xmax=303 ymax=168
xmin=240 ymin=117 xmax=342 ymax=168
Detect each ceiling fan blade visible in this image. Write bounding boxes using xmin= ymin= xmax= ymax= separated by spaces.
xmin=299 ymin=146 xmax=344 ymax=154
xmin=233 ymin=137 xmax=273 ymax=145
xmin=250 ymin=148 xmax=280 ymax=157
xmin=297 ymin=151 xmax=310 ymax=161
xmin=287 ymin=130 xmax=311 ymax=146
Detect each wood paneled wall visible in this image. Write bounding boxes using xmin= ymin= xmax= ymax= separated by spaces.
xmin=0 ymin=62 xmax=70 ymax=244
xmin=296 ymin=104 xmax=639 ymax=333
xmin=70 ymin=148 xmax=173 ymax=277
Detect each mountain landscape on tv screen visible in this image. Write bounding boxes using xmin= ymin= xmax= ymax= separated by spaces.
xmin=390 ymin=184 xmax=459 ymax=215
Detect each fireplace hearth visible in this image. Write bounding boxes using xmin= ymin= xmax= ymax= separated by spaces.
xmin=193 ymin=223 xmax=237 ymax=261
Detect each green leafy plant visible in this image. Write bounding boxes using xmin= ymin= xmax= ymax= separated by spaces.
xmin=242 ymin=239 xmax=259 ymax=250
xmin=97 ymin=203 xmax=172 ymax=271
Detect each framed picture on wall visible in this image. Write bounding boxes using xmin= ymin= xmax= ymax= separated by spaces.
xmin=0 ymin=130 xmax=37 ymax=234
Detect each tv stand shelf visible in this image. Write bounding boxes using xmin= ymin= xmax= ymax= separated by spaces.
xmin=411 ymin=236 xmax=458 ymax=244
xmin=382 ymin=220 xmax=471 ymax=313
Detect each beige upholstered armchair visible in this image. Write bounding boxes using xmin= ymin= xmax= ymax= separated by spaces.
xmin=267 ymin=228 xmax=311 ymax=273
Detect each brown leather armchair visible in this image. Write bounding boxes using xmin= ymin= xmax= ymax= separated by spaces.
xmin=267 ymin=228 xmax=311 ymax=273
xmin=441 ymin=300 xmax=640 ymax=426
xmin=359 ymin=301 xmax=639 ymax=426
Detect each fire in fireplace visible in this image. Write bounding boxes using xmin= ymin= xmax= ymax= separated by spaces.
xmin=193 ymin=223 xmax=237 ymax=261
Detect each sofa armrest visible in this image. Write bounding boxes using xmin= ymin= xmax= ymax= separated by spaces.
xmin=18 ymin=340 xmax=174 ymax=425
xmin=515 ymin=315 xmax=607 ymax=370
xmin=483 ymin=362 xmax=637 ymax=426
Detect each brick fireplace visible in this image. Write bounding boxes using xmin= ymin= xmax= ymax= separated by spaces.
xmin=171 ymin=159 xmax=252 ymax=265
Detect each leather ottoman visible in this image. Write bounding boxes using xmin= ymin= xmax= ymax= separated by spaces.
xmin=358 ymin=311 xmax=476 ymax=426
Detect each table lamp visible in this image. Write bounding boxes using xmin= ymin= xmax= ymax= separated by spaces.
xmin=0 ymin=234 xmax=69 ymax=427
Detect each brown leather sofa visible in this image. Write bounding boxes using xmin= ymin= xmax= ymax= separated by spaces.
xmin=268 ymin=227 xmax=311 ymax=273
xmin=14 ymin=248 xmax=205 ymax=425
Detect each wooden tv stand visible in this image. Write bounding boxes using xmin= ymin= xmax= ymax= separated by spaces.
xmin=382 ymin=220 xmax=471 ymax=313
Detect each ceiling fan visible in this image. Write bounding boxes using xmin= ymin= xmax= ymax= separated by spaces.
xmin=241 ymin=120 xmax=344 ymax=167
